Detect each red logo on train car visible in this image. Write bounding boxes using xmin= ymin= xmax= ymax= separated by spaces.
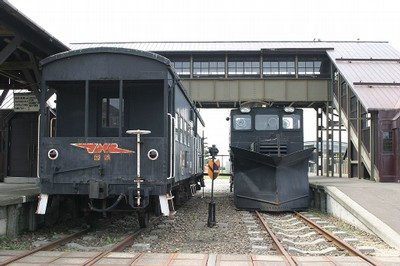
xmin=71 ymin=143 xmax=135 ymax=161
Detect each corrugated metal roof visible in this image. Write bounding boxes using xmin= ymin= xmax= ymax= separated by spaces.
xmin=70 ymin=41 xmax=400 ymax=58
xmin=68 ymin=41 xmax=400 ymax=111
xmin=352 ymin=85 xmax=400 ymax=111
xmin=334 ymin=61 xmax=400 ymax=84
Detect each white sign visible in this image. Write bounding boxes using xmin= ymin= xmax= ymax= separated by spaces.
xmin=14 ymin=93 xmax=40 ymax=112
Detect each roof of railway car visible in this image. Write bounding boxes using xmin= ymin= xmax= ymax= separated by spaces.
xmin=40 ymin=47 xmax=172 ymax=67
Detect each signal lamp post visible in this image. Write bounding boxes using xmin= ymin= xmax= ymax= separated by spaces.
xmin=208 ymin=144 xmax=219 ymax=227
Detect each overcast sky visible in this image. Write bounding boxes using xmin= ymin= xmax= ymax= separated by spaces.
xmin=7 ymin=0 xmax=400 ymax=154
xmin=8 ymin=0 xmax=400 ymax=49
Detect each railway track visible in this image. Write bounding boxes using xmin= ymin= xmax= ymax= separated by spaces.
xmin=0 ymin=216 xmax=156 ymax=266
xmin=0 ymin=227 xmax=91 ymax=266
xmin=254 ymin=210 xmax=383 ymax=266
xmin=0 ymin=189 xmax=392 ymax=265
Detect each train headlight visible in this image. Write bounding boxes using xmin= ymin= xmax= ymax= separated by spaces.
xmin=239 ymin=106 xmax=251 ymax=113
xmin=48 ymin=149 xmax=59 ymax=160
xmin=147 ymin=149 xmax=159 ymax=160
xmin=284 ymin=106 xmax=295 ymax=113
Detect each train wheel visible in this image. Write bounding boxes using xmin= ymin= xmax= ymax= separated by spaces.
xmin=138 ymin=211 xmax=149 ymax=228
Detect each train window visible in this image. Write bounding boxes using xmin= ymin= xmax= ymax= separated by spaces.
xmin=102 ymin=98 xmax=123 ymax=128
xmin=233 ymin=115 xmax=251 ymax=130
xmin=175 ymin=113 xmax=179 ymax=141
xmin=282 ymin=114 xmax=301 ymax=130
xmin=255 ymin=115 xmax=279 ymax=130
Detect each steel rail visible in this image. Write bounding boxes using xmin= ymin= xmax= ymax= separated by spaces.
xmin=83 ymin=216 xmax=161 ymax=266
xmin=295 ymin=212 xmax=382 ymax=266
xmin=255 ymin=211 xmax=297 ymax=266
xmin=83 ymin=229 xmax=145 ymax=266
xmin=0 ymin=227 xmax=91 ymax=266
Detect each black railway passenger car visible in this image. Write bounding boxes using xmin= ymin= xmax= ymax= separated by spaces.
xmin=36 ymin=48 xmax=204 ymax=227
xmin=230 ymin=106 xmax=314 ymax=212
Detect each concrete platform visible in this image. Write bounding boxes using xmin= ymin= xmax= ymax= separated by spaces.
xmin=1 ymin=251 xmax=400 ymax=265
xmin=0 ymin=178 xmax=39 ymax=237
xmin=309 ymin=175 xmax=400 ymax=250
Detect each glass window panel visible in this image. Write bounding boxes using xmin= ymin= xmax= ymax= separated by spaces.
xmin=255 ymin=115 xmax=279 ymax=130
xmin=282 ymin=114 xmax=301 ymax=129
xmin=102 ymin=98 xmax=122 ymax=128
xmin=233 ymin=115 xmax=251 ymax=130
xmin=383 ymin=131 xmax=393 ymax=153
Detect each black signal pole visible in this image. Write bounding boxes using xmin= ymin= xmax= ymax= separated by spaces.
xmin=208 ymin=144 xmax=219 ymax=228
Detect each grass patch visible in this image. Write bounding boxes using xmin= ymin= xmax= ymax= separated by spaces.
xmin=0 ymin=236 xmax=31 ymax=250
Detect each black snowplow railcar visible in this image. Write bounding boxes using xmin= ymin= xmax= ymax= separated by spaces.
xmin=230 ymin=107 xmax=314 ymax=211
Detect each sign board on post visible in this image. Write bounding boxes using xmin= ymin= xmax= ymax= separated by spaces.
xmin=14 ymin=93 xmax=40 ymax=112
xmin=207 ymin=159 xmax=220 ymax=180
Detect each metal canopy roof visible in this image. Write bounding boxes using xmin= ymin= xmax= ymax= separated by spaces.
xmin=0 ymin=1 xmax=68 ymax=56
xmin=71 ymin=41 xmax=400 ymax=111
xmin=0 ymin=0 xmax=69 ymax=109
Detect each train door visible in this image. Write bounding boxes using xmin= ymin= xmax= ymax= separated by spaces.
xmin=97 ymin=85 xmax=123 ymax=137
xmin=8 ymin=112 xmax=38 ymax=177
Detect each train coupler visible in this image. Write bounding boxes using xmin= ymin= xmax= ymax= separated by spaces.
xmin=128 ymin=186 xmax=150 ymax=209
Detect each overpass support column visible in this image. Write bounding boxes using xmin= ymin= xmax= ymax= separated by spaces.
xmin=316 ymin=108 xmax=323 ymax=176
xmin=326 ymin=103 xmax=334 ymax=177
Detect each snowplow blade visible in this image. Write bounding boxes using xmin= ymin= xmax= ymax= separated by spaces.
xmin=231 ymin=146 xmax=314 ymax=211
